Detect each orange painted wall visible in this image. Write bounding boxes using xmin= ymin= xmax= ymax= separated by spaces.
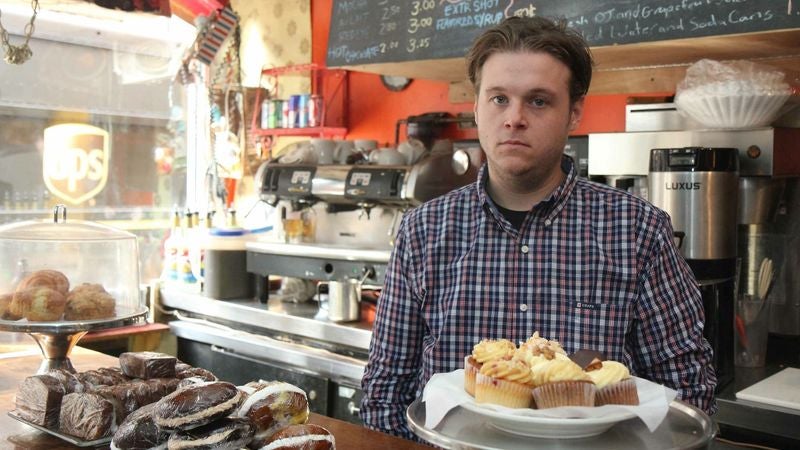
xmin=311 ymin=0 xmax=652 ymax=144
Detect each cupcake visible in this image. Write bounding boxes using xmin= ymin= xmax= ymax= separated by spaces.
xmin=463 ymin=339 xmax=516 ymax=396
xmin=530 ymin=358 xmax=596 ymax=409
xmin=474 ymin=358 xmax=534 ymax=408
xmin=520 ymin=331 xmax=567 ymax=358
xmin=586 ymin=360 xmax=639 ymax=406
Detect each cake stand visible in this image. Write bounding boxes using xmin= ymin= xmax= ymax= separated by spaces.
xmin=0 ymin=308 xmax=148 ymax=374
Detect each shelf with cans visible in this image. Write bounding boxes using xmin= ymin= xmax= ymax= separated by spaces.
xmin=250 ymin=63 xmax=348 ymax=152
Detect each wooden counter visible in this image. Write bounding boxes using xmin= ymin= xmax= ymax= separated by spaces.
xmin=0 ymin=347 xmax=430 ymax=449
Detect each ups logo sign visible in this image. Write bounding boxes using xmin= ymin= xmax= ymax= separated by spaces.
xmin=43 ymin=124 xmax=109 ymax=205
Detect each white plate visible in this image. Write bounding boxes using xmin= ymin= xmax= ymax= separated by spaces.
xmin=460 ymin=401 xmax=636 ymax=438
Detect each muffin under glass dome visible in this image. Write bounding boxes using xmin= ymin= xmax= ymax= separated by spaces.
xmin=0 ymin=206 xmax=147 ymax=372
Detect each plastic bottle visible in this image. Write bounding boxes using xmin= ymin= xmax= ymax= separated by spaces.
xmin=161 ymin=211 xmax=182 ymax=281
xmin=179 ymin=211 xmax=198 ymax=286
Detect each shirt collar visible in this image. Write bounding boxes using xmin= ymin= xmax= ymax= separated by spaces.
xmin=477 ymin=155 xmax=578 ymax=224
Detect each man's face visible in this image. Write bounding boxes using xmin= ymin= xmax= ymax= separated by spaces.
xmin=474 ymin=51 xmax=583 ymax=188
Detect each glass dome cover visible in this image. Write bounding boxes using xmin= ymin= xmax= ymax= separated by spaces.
xmin=0 ymin=207 xmax=145 ymax=325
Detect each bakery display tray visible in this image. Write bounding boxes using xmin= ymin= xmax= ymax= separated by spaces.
xmin=8 ymin=410 xmax=112 ymax=447
xmin=407 ymin=398 xmax=716 ymax=450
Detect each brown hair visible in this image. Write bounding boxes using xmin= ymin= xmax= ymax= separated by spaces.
xmin=466 ymin=16 xmax=594 ymax=103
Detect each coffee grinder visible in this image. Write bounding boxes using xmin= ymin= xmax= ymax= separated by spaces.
xmin=649 ymin=147 xmax=739 ymax=389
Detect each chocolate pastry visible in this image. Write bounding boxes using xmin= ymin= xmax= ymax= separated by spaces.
xmin=58 ymin=392 xmax=116 ymax=441
xmin=569 ymin=349 xmax=606 ymax=371
xmin=153 ymin=381 xmax=243 ymax=431
xmin=65 ymin=283 xmax=115 ymax=320
xmin=235 ymin=381 xmax=310 ymax=448
xmin=258 ymin=424 xmax=335 ymax=450
xmin=15 ymin=269 xmax=70 ymax=295
xmin=10 ymin=286 xmax=66 ymax=321
xmin=45 ymin=369 xmax=85 ymax=394
xmin=96 ymin=378 xmax=180 ymax=421
xmin=110 ymin=403 xmax=169 ymax=450
xmin=15 ymin=374 xmax=65 ymax=428
xmin=176 ymin=366 xmax=217 ymax=382
xmin=167 ymin=417 xmax=254 ymax=450
xmin=119 ymin=351 xmax=177 ymax=379
xmin=77 ymin=367 xmax=130 ymax=389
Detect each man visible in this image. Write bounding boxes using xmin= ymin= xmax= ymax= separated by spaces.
xmin=361 ymin=16 xmax=717 ymax=440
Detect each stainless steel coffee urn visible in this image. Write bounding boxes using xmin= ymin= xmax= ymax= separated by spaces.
xmin=649 ymin=147 xmax=739 ymax=389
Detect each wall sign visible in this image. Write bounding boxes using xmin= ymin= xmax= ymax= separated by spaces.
xmin=43 ymin=124 xmax=110 ymax=205
xmin=326 ymin=0 xmax=800 ymax=67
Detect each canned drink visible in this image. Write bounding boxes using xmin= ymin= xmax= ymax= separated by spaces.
xmin=281 ymin=98 xmax=292 ymax=128
xmin=260 ymin=99 xmax=273 ymax=129
xmin=287 ymin=95 xmax=300 ymax=128
xmin=308 ymin=95 xmax=322 ymax=127
xmin=269 ymin=99 xmax=282 ymax=128
xmin=297 ymin=94 xmax=309 ymax=128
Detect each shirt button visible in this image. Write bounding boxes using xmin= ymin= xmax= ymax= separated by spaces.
xmin=521 ymin=245 xmax=529 ymax=254
xmin=520 ymin=304 xmax=529 ymax=312
xmin=545 ymin=219 xmax=552 ymax=226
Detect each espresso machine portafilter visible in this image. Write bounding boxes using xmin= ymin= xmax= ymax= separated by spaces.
xmin=649 ymin=147 xmax=739 ymax=390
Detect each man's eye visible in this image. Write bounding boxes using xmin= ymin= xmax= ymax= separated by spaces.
xmin=530 ymin=98 xmax=547 ymax=107
xmin=490 ymin=95 xmax=508 ymax=105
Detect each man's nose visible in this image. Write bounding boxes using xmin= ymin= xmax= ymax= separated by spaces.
xmin=503 ymin=103 xmax=528 ymax=129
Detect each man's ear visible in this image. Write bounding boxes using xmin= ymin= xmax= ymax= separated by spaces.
xmin=569 ymin=97 xmax=585 ymax=131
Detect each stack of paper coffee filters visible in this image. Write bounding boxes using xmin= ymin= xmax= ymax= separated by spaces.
xmin=675 ymin=59 xmax=794 ymax=129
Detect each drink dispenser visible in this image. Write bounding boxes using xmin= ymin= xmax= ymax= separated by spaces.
xmin=649 ymin=147 xmax=739 ymax=389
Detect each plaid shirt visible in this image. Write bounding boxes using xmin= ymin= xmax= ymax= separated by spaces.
xmin=361 ymin=157 xmax=717 ymax=439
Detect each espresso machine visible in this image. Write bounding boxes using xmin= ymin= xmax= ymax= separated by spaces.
xmin=649 ymin=147 xmax=740 ymax=389
xmin=589 ymin=107 xmax=800 ymax=386
xmin=246 ymin=139 xmax=482 ymax=322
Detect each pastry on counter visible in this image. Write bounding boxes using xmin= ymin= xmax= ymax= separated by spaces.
xmin=119 ymin=351 xmax=177 ymax=379
xmin=258 ymin=423 xmax=335 ymax=450
xmin=58 ymin=392 xmax=116 ymax=441
xmin=168 ymin=417 xmax=255 ymax=450
xmin=153 ymin=381 xmax=243 ymax=431
xmin=95 ymin=378 xmax=181 ymax=421
xmin=176 ymin=365 xmax=218 ymax=382
xmin=236 ymin=381 xmax=310 ymax=448
xmin=9 ymin=286 xmax=66 ymax=321
xmin=77 ymin=367 xmax=130 ymax=389
xmin=15 ymin=269 xmax=70 ymax=296
xmin=45 ymin=369 xmax=85 ymax=394
xmin=0 ymin=292 xmax=12 ymax=319
xmin=111 ymin=402 xmax=170 ymax=450
xmin=64 ymin=283 xmax=116 ymax=320
xmin=15 ymin=374 xmax=66 ymax=428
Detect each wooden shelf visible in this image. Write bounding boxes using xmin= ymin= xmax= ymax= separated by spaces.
xmin=332 ymin=28 xmax=800 ymax=98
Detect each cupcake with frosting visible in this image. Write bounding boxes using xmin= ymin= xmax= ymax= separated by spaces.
xmin=530 ymin=358 xmax=596 ymax=408
xmin=519 ymin=331 xmax=567 ymax=358
xmin=463 ymin=339 xmax=516 ymax=396
xmin=474 ymin=358 xmax=534 ymax=408
xmin=586 ymin=360 xmax=639 ymax=406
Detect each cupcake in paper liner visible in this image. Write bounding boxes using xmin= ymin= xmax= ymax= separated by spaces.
xmin=530 ymin=358 xmax=596 ymax=408
xmin=519 ymin=331 xmax=567 ymax=359
xmin=463 ymin=338 xmax=516 ymax=396
xmin=587 ymin=360 xmax=639 ymax=406
xmin=474 ymin=359 xmax=534 ymax=408
xmin=532 ymin=380 xmax=596 ymax=409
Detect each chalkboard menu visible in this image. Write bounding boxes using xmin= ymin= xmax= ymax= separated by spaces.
xmin=327 ymin=0 xmax=799 ymax=67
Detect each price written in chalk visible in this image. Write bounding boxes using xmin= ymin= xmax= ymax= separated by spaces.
xmin=406 ymin=37 xmax=431 ymax=53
